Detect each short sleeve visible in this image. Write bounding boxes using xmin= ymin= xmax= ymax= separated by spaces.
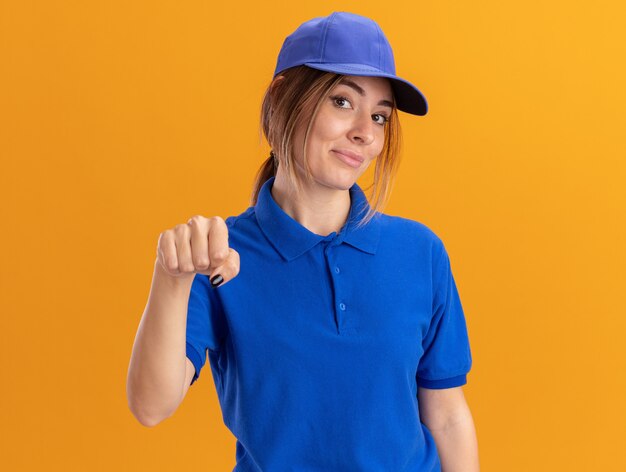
xmin=416 ymin=240 xmax=473 ymax=389
xmin=186 ymin=273 xmax=227 ymax=385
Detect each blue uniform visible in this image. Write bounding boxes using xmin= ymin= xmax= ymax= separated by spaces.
xmin=186 ymin=176 xmax=473 ymax=471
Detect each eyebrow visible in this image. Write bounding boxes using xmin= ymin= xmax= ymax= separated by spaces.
xmin=337 ymin=79 xmax=395 ymax=108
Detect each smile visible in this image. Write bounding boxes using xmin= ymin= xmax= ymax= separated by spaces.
xmin=331 ymin=150 xmax=363 ymax=168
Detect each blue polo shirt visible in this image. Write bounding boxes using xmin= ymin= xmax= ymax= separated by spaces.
xmin=185 ymin=176 xmax=472 ymax=471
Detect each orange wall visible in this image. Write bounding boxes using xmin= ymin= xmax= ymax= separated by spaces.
xmin=1 ymin=1 xmax=625 ymax=470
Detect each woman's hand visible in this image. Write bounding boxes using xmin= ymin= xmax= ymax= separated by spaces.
xmin=155 ymin=215 xmax=240 ymax=288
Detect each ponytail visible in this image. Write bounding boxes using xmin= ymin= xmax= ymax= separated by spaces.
xmin=250 ymin=151 xmax=277 ymax=206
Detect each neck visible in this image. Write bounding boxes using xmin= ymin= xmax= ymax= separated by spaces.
xmin=271 ymin=169 xmax=351 ymax=237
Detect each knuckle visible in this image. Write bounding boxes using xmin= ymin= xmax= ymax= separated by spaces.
xmin=194 ymin=257 xmax=210 ymax=269
xmin=209 ymin=215 xmax=224 ymax=225
xmin=188 ymin=215 xmax=206 ymax=225
xmin=214 ymin=248 xmax=230 ymax=262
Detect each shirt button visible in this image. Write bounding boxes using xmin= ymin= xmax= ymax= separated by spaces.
xmin=339 ymin=302 xmax=346 ymax=311
xmin=334 ymin=266 xmax=340 ymax=274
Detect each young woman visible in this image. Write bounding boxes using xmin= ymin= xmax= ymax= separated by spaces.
xmin=127 ymin=11 xmax=479 ymax=472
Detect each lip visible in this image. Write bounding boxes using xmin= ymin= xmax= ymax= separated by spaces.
xmin=331 ymin=149 xmax=364 ymax=168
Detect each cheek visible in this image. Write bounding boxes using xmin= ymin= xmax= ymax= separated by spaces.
xmin=376 ymin=133 xmax=386 ymax=154
xmin=313 ymin=109 xmax=348 ymax=140
xmin=304 ymin=121 xmax=338 ymax=160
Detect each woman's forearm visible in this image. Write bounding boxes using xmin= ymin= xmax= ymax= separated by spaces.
xmin=126 ymin=260 xmax=194 ymax=426
xmin=429 ymin=408 xmax=480 ymax=472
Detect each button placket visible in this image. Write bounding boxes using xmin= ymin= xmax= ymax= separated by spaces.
xmin=324 ymin=243 xmax=350 ymax=335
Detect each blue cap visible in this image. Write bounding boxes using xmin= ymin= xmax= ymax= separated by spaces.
xmin=273 ymin=12 xmax=428 ymax=116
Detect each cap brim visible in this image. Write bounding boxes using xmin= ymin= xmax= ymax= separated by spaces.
xmin=301 ymin=62 xmax=428 ymax=116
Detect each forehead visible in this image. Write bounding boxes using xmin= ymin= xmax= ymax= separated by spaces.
xmin=336 ymin=75 xmax=393 ymax=98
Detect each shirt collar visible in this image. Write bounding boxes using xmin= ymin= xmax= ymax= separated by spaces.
xmin=255 ymin=176 xmax=381 ymax=262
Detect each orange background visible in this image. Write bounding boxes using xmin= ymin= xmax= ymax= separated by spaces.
xmin=1 ymin=1 xmax=625 ymax=471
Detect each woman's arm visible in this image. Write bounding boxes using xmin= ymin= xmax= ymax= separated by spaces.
xmin=126 ymin=260 xmax=195 ymax=427
xmin=417 ymin=386 xmax=480 ymax=472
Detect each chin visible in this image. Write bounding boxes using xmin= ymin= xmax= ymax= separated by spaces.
xmin=304 ymin=163 xmax=361 ymax=191
xmin=321 ymin=173 xmax=357 ymax=191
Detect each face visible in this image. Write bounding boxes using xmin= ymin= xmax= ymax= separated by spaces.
xmin=292 ymin=75 xmax=394 ymax=191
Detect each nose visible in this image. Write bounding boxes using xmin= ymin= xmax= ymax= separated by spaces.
xmin=347 ymin=111 xmax=376 ymax=145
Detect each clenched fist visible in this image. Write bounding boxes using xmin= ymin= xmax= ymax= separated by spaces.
xmin=156 ymin=215 xmax=240 ymax=288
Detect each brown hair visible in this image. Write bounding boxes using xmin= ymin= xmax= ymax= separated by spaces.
xmin=251 ymin=65 xmax=403 ymax=230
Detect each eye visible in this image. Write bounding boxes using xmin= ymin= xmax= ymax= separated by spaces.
xmin=330 ymin=94 xmax=389 ymax=126
xmin=372 ymin=114 xmax=389 ymax=126
xmin=330 ymin=95 xmax=352 ymax=109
